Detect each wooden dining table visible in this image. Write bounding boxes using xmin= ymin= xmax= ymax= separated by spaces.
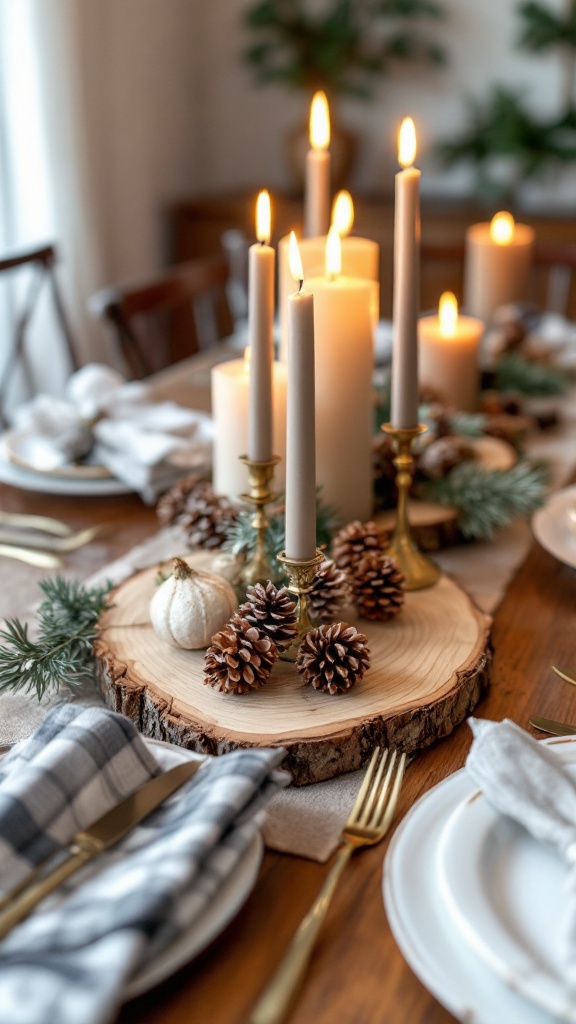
xmin=0 ymin=350 xmax=574 ymax=1024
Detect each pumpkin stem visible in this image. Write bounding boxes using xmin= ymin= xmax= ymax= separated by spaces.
xmin=172 ymin=557 xmax=197 ymax=580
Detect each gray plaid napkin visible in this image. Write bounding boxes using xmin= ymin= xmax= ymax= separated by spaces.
xmin=0 ymin=705 xmax=289 ymax=1024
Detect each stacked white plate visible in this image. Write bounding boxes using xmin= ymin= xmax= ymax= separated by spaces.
xmin=383 ymin=736 xmax=576 ymax=1024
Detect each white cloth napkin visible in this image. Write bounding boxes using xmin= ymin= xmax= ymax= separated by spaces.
xmin=0 ymin=704 xmax=289 ymax=1024
xmin=9 ymin=364 xmax=213 ymax=502
xmin=466 ymin=717 xmax=576 ymax=990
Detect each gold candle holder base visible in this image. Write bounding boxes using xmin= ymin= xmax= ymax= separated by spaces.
xmin=381 ymin=423 xmax=440 ymax=591
xmin=277 ymin=548 xmax=324 ymax=661
xmin=239 ymin=455 xmax=281 ymax=588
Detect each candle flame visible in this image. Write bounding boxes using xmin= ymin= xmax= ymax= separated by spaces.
xmin=325 ymin=226 xmax=342 ymax=279
xmin=490 ymin=211 xmax=515 ymax=245
xmin=309 ymin=91 xmax=330 ymax=150
xmin=398 ymin=117 xmax=417 ymax=169
xmin=439 ymin=292 xmax=458 ymax=337
xmin=331 ymin=190 xmax=354 ymax=236
xmin=288 ymin=231 xmax=304 ymax=284
xmin=256 ymin=189 xmax=271 ymax=244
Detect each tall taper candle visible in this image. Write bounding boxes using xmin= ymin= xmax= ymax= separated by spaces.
xmin=305 ymin=91 xmax=331 ymax=239
xmin=285 ymin=233 xmax=317 ymax=561
xmin=248 ymin=189 xmax=275 ymax=462
xmin=391 ymin=117 xmax=421 ymax=430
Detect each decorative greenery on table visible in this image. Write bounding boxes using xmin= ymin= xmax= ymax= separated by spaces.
xmin=494 ymin=353 xmax=569 ymax=396
xmin=223 ymin=490 xmax=340 ymax=572
xmin=0 ymin=577 xmax=111 ymax=699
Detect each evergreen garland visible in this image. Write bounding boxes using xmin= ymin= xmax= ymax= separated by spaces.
xmin=423 ymin=460 xmax=549 ymax=540
xmin=494 ymin=353 xmax=568 ymax=395
xmin=223 ymin=491 xmax=341 ymax=570
xmin=0 ymin=577 xmax=112 ymax=700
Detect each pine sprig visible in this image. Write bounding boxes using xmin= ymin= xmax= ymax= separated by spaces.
xmin=223 ymin=490 xmax=341 ymax=569
xmin=495 ymin=354 xmax=568 ymax=396
xmin=423 ymin=460 xmax=550 ymax=540
xmin=0 ymin=577 xmax=112 ymax=701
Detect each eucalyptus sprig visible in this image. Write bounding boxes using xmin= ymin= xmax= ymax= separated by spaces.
xmin=0 ymin=577 xmax=112 ymax=701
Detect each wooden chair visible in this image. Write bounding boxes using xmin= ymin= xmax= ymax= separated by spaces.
xmin=0 ymin=244 xmax=80 ymax=425
xmin=421 ymin=239 xmax=576 ymax=316
xmin=89 ymin=256 xmax=234 ymax=378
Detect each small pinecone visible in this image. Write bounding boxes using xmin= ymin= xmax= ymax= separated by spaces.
xmin=296 ymin=621 xmax=370 ymax=695
xmin=331 ymin=520 xmax=389 ymax=576
xmin=204 ymin=614 xmax=279 ymax=694
xmin=418 ymin=436 xmax=475 ymax=481
xmin=156 ymin=473 xmax=207 ymax=525
xmin=309 ymin=559 xmax=350 ymax=621
xmin=178 ymin=482 xmax=238 ymax=550
xmin=352 ymin=552 xmax=406 ymax=621
xmin=239 ymin=580 xmax=298 ymax=652
xmin=372 ymin=434 xmax=396 ymax=506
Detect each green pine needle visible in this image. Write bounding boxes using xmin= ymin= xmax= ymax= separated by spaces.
xmin=495 ymin=354 xmax=568 ymax=396
xmin=0 ymin=577 xmax=112 ymax=701
xmin=424 ymin=460 xmax=550 ymax=540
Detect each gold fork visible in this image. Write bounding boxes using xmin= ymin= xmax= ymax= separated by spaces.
xmin=0 ymin=524 xmax=105 ymax=553
xmin=250 ymin=746 xmax=407 ymax=1024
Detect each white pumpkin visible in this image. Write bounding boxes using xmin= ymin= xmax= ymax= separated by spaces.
xmin=150 ymin=557 xmax=238 ymax=649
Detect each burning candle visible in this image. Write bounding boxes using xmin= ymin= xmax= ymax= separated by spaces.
xmin=307 ymin=228 xmax=374 ymax=522
xmin=304 ymin=91 xmax=331 ymax=239
xmin=285 ymin=233 xmax=317 ymax=561
xmin=391 ymin=116 xmax=421 ymax=430
xmin=247 ymin=189 xmax=275 ymax=462
xmin=418 ymin=292 xmax=484 ymax=411
xmin=464 ymin=211 xmax=535 ymax=323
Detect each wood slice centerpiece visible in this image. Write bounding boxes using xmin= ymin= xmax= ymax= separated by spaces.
xmin=95 ymin=552 xmax=492 ymax=785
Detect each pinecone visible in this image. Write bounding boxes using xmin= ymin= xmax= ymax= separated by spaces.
xmin=331 ymin=520 xmax=389 ymax=577
xmin=372 ymin=435 xmax=396 ymax=506
xmin=296 ymin=621 xmax=370 ymax=695
xmin=239 ymin=580 xmax=298 ymax=652
xmin=352 ymin=552 xmax=406 ymax=621
xmin=309 ymin=559 xmax=350 ymax=621
xmin=418 ymin=436 xmax=475 ymax=481
xmin=203 ymin=614 xmax=279 ymax=694
xmin=156 ymin=473 xmax=207 ymax=525
xmin=178 ymin=482 xmax=238 ymax=550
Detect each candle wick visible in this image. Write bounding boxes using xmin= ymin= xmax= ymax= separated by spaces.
xmin=260 ymin=239 xmax=265 ymax=246
xmin=298 ymin=279 xmax=303 ymax=294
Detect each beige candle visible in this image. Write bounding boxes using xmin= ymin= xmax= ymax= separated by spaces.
xmin=247 ymin=189 xmax=275 ymax=462
xmin=305 ymin=91 xmax=331 ymax=239
xmin=464 ymin=211 xmax=535 ymax=324
xmin=391 ymin=117 xmax=421 ymax=430
xmin=419 ymin=292 xmax=484 ymax=411
xmin=307 ymin=228 xmax=374 ymax=523
xmin=212 ymin=355 xmax=287 ymax=500
xmin=285 ymin=233 xmax=317 ymax=561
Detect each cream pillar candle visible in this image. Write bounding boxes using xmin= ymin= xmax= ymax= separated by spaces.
xmin=285 ymin=233 xmax=317 ymax=561
xmin=247 ymin=189 xmax=275 ymax=462
xmin=391 ymin=117 xmax=421 ymax=430
xmin=212 ymin=356 xmax=287 ymax=500
xmin=307 ymin=228 xmax=374 ymax=523
xmin=419 ymin=292 xmax=484 ymax=411
xmin=304 ymin=91 xmax=331 ymax=239
xmin=464 ymin=211 xmax=535 ymax=323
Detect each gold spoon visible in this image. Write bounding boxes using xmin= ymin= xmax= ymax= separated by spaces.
xmin=552 ymin=665 xmax=576 ymax=686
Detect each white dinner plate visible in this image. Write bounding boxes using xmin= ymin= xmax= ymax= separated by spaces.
xmin=382 ymin=740 xmax=576 ymax=1024
xmin=437 ymin=739 xmax=576 ymax=1022
xmin=532 ymin=485 xmax=576 ymax=570
xmin=124 ymin=739 xmax=263 ymax=998
xmin=0 ymin=437 xmax=132 ymax=496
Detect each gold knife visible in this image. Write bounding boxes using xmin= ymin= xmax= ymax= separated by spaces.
xmin=0 ymin=758 xmax=203 ymax=941
xmin=529 ymin=715 xmax=576 ymax=737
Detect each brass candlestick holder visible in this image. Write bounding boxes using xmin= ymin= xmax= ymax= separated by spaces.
xmin=239 ymin=454 xmax=280 ymax=587
xmin=381 ymin=423 xmax=440 ymax=591
xmin=277 ymin=548 xmax=324 ymax=661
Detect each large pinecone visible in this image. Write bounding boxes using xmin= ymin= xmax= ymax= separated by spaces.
xmin=352 ymin=552 xmax=406 ymax=621
xmin=156 ymin=473 xmax=207 ymax=525
xmin=175 ymin=481 xmax=238 ymax=550
xmin=239 ymin=580 xmax=298 ymax=652
xmin=296 ymin=621 xmax=370 ymax=695
xmin=309 ymin=559 xmax=350 ymax=621
xmin=331 ymin=520 xmax=389 ymax=577
xmin=204 ymin=614 xmax=279 ymax=694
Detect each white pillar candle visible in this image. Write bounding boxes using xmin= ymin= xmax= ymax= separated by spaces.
xmin=285 ymin=233 xmax=317 ymax=561
xmin=212 ymin=356 xmax=287 ymax=500
xmin=419 ymin=292 xmax=484 ymax=411
xmin=305 ymin=91 xmax=331 ymax=239
xmin=391 ymin=117 xmax=421 ymax=430
xmin=307 ymin=228 xmax=374 ymax=523
xmin=247 ymin=189 xmax=275 ymax=462
xmin=464 ymin=212 xmax=535 ymax=324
